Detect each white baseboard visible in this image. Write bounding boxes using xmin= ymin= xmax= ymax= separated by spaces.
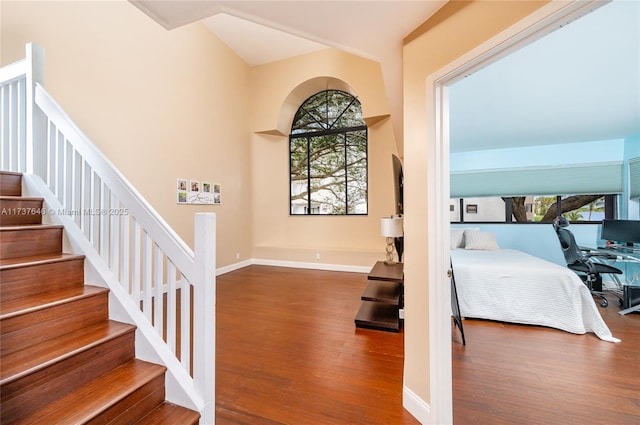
xmin=250 ymin=258 xmax=371 ymax=274
xmin=216 ymin=259 xmax=253 ymax=276
xmin=144 ymin=258 xmax=368 ymax=297
xmin=403 ymin=386 xmax=431 ymax=425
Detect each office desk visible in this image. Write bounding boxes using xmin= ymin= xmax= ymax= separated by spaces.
xmin=585 ymin=247 xmax=640 ymax=315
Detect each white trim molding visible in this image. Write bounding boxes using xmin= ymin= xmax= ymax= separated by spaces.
xmin=403 ymin=386 xmax=431 ymax=424
xmin=425 ymin=1 xmax=608 ymax=423
xmin=250 ymin=258 xmax=371 ymax=274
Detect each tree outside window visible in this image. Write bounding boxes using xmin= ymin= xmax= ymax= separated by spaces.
xmin=452 ymin=195 xmax=612 ymax=223
xmin=290 ymin=90 xmax=367 ymax=215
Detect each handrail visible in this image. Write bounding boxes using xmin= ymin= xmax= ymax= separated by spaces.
xmin=0 ymin=44 xmax=215 ymax=423
xmin=0 ymin=59 xmax=26 ymax=84
xmin=34 ymin=85 xmax=196 ymax=277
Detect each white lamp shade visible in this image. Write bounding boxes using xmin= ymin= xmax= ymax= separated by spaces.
xmin=381 ymin=216 xmax=403 ymax=238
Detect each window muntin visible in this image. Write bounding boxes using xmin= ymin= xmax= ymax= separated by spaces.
xmin=451 ymin=194 xmax=614 ymax=223
xmin=290 ymin=90 xmax=367 ymax=215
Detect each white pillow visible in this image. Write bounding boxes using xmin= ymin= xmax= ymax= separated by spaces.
xmin=450 ymin=227 xmax=480 ymax=249
xmin=464 ymin=229 xmax=500 ymax=250
xmin=450 ymin=229 xmax=465 ymax=249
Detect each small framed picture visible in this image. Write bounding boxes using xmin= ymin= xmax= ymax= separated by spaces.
xmin=177 ymin=179 xmax=187 ymax=191
xmin=214 ymin=184 xmax=221 ymax=204
xmin=202 ymin=182 xmax=211 ymax=193
xmin=190 ymin=181 xmax=200 ymax=192
xmin=177 ymin=191 xmax=187 ymax=203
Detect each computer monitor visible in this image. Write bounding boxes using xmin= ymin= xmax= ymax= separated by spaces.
xmin=601 ymin=219 xmax=640 ymax=247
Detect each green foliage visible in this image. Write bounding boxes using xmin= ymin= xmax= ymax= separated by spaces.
xmin=290 ymin=91 xmax=367 ymax=215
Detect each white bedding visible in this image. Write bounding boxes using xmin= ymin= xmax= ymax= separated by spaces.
xmin=450 ymin=248 xmax=619 ymax=342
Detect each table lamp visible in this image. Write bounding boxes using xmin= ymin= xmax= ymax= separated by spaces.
xmin=381 ymin=215 xmax=403 ymax=264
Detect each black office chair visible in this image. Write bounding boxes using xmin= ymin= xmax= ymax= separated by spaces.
xmin=553 ymin=217 xmax=623 ymax=307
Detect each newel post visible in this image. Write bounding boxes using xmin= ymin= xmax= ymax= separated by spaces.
xmin=193 ymin=213 xmax=216 ymax=424
xmin=25 ymin=43 xmax=47 ymax=178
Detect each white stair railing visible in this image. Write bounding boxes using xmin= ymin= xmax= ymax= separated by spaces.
xmin=0 ymin=59 xmax=27 ymax=172
xmin=0 ymin=44 xmax=215 ymax=424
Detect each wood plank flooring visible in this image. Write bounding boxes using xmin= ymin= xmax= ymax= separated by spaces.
xmin=453 ymin=293 xmax=640 ymax=425
xmin=216 ymin=265 xmax=640 ymax=424
xmin=216 ymin=265 xmax=418 ymax=425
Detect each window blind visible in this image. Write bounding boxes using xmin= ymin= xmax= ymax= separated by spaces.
xmin=451 ymin=162 xmax=623 ymax=198
xmin=629 ymin=157 xmax=640 ymax=198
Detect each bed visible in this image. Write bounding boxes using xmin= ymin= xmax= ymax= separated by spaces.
xmin=450 ymin=234 xmax=619 ymax=343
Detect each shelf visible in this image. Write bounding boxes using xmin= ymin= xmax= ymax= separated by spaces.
xmin=354 ymin=261 xmax=403 ymax=332
xmin=360 ymin=281 xmax=401 ymax=305
xmin=354 ymin=301 xmax=400 ymax=332
xmin=367 ymin=261 xmax=403 ymax=283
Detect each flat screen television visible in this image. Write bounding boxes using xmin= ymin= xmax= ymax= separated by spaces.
xmin=392 ymin=154 xmax=403 ymax=215
xmin=600 ymin=219 xmax=640 ymax=247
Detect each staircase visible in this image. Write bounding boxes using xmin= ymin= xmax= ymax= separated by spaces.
xmin=0 ymin=171 xmax=200 ymax=424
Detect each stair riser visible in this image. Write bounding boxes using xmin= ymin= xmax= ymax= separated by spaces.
xmin=0 ymin=258 xmax=85 ymax=303
xmin=0 ymin=330 xmax=136 ymax=423
xmin=0 ymin=198 xmax=44 ymax=225
xmin=1 ymin=292 xmax=109 ymax=356
xmin=0 ymin=172 xmax=22 ymax=197
xmin=0 ymin=172 xmax=199 ymax=423
xmin=0 ymin=227 xmax=63 ymax=260
xmin=92 ymin=374 xmax=166 ymax=425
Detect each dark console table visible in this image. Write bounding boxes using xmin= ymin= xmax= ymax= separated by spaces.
xmin=354 ymin=261 xmax=403 ymax=332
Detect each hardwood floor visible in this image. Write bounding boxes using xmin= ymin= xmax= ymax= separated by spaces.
xmin=216 ymin=266 xmax=640 ymax=424
xmin=453 ymin=294 xmax=640 ymax=425
xmin=216 ymin=265 xmax=419 ymax=425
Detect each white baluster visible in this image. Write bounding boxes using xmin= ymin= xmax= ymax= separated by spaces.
xmin=0 ymin=84 xmax=9 ymax=170
xmin=120 ymin=214 xmax=130 ymax=294
xmin=46 ymin=120 xmax=54 ymax=191
xmin=56 ymin=129 xmax=63 ymax=201
xmin=100 ymin=183 xmax=109 ymax=260
xmin=90 ymin=171 xmax=100 ymax=249
xmin=166 ymin=261 xmax=177 ymax=353
xmin=154 ymin=244 xmax=164 ymax=335
xmin=81 ymin=160 xmax=91 ymax=237
xmin=72 ymin=150 xmax=81 ymax=226
xmin=180 ymin=275 xmax=190 ymax=372
xmin=132 ymin=220 xmax=141 ymax=303
xmin=109 ymin=193 xmax=120 ymax=274
xmin=142 ymin=231 xmax=152 ymax=321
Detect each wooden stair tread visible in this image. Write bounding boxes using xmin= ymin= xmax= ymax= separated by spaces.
xmin=0 ymin=195 xmax=44 ymax=201
xmin=0 ymin=172 xmax=199 ymax=423
xmin=0 ymin=224 xmax=63 ymax=231
xmin=0 ymin=285 xmax=107 ymax=319
xmin=0 ymin=320 xmax=135 ymax=384
xmin=16 ymin=359 xmax=166 ymax=425
xmin=135 ymin=402 xmax=201 ymax=425
xmin=0 ymin=252 xmax=85 ymax=269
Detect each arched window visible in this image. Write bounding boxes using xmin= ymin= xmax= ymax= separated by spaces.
xmin=289 ymin=90 xmax=367 ymax=215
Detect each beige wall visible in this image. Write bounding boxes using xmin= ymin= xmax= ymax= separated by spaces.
xmin=1 ymin=0 xmax=253 ymax=268
xmin=1 ymin=2 xmax=400 ymax=270
xmin=402 ymin=0 xmax=549 ymax=408
xmin=1 ymin=0 xmax=553 ymax=416
xmin=249 ymin=49 xmax=399 ymax=267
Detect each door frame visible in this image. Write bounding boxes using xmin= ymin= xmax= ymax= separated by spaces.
xmin=425 ymin=1 xmax=608 ymax=423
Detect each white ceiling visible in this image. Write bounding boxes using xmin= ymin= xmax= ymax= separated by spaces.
xmin=129 ymin=0 xmax=448 ymax=145
xmin=449 ymin=0 xmax=640 ymax=153
xmin=130 ymin=0 xmax=639 ymax=154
